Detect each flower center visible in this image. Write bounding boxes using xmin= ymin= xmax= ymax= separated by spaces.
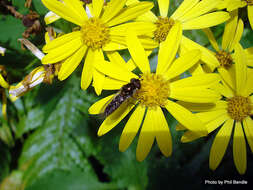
xmin=154 ymin=17 xmax=175 ymax=42
xmin=215 ymin=50 xmax=233 ymax=69
xmin=81 ymin=18 xmax=110 ymax=50
xmin=227 ymin=96 xmax=252 ymax=121
xmin=244 ymin=0 xmax=253 ymax=5
xmin=135 ymin=73 xmax=170 ymax=108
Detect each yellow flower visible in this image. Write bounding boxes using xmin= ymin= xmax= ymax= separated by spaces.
xmin=127 ymin=0 xmax=230 ymax=43
xmin=0 ymin=66 xmax=9 ymax=120
xmin=9 ymin=32 xmax=61 ymax=99
xmin=89 ymin=24 xmax=221 ymax=161
xmin=224 ymin=0 xmax=253 ymax=29
xmin=180 ymin=11 xmax=249 ymax=89
xmin=41 ymin=0 xmax=157 ymax=95
xmin=180 ymin=44 xmax=253 ymax=175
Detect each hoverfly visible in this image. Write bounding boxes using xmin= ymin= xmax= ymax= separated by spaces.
xmin=104 ymin=78 xmax=141 ymax=117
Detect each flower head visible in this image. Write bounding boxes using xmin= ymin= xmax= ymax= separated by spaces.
xmin=180 ymin=44 xmax=253 ymax=175
xmin=89 ymin=24 xmax=221 ymax=161
xmin=128 ymin=0 xmax=230 ymax=43
xmin=41 ymin=0 xmax=157 ymax=95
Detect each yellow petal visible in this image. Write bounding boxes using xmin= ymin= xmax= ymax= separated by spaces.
xmin=181 ymin=131 xmax=203 ymax=143
xmin=0 ymin=74 xmax=9 ymax=89
xmin=241 ymin=68 xmax=253 ymax=97
xmin=119 ymin=105 xmax=146 ymax=152
xmin=41 ymin=0 xmax=87 ymax=26
xmin=157 ymin=22 xmax=182 ymax=74
xmin=233 ymin=122 xmax=247 ymax=175
xmin=205 ymin=113 xmax=230 ymax=133
xmin=209 ymin=119 xmax=233 ymax=171
xmin=234 ymin=44 xmax=247 ymax=94
xmin=135 ymin=11 xmax=158 ymax=23
xmin=94 ymin=60 xmax=138 ymax=82
xmin=170 ymin=73 xmax=221 ymax=88
xmin=243 ymin=117 xmax=253 ymax=153
xmin=92 ymin=69 xmax=105 ymax=95
xmin=213 ymin=82 xmax=234 ymax=98
xmin=170 ymin=86 xmax=221 ymax=103
xmin=218 ymin=67 xmax=236 ymax=91
xmin=136 ymin=108 xmax=155 ymax=161
xmin=182 ymin=12 xmax=230 ymax=30
xmin=245 ymin=47 xmax=253 ymax=66
xmin=171 ymin=0 xmax=199 ymax=20
xmin=181 ymin=36 xmax=219 ymax=71
xmin=92 ymin=0 xmax=104 ymax=17
xmin=64 ymin=0 xmax=88 ymax=20
xmin=91 ymin=49 xmax=105 ymax=95
xmin=202 ymin=28 xmax=219 ymax=52
xmin=222 ymin=10 xmax=238 ymax=51
xmin=106 ymin=2 xmax=154 ymax=27
xmin=43 ymin=31 xmax=82 ymax=52
xmin=165 ymin=100 xmax=207 ymax=136
xmin=164 ymin=50 xmax=200 ymax=79
xmin=102 ymin=41 xmax=127 ymax=51
xmin=58 ymin=45 xmax=87 ymax=80
xmin=229 ymin=19 xmax=244 ymax=52
xmin=176 ymin=101 xmax=220 ymax=112
xmin=81 ymin=49 xmax=94 ymax=90
xmin=158 ymin=0 xmax=169 ymax=17
xmin=106 ymin=51 xmax=133 ymax=72
xmin=139 ymin=37 xmax=158 ymax=49
xmin=248 ymin=6 xmax=253 ymax=29
xmin=126 ymin=29 xmax=150 ymax=73
xmin=101 ymin=0 xmax=127 ymax=23
xmin=42 ymin=39 xmax=83 ymax=65
xmin=227 ymin=0 xmax=247 ymax=11
xmin=103 ymin=77 xmax=127 ymax=90
xmin=97 ymin=101 xmax=136 ymax=136
xmin=155 ymin=107 xmax=172 ymax=157
xmin=197 ymin=109 xmax=228 ymax=123
xmin=44 ymin=11 xmax=61 ymax=25
xmin=179 ymin=0 xmax=221 ymax=22
xmin=109 ymin=22 xmax=156 ymax=37
xmin=89 ymin=94 xmax=115 ymax=115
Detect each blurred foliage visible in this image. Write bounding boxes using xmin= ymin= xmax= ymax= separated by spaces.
xmin=0 ymin=0 xmax=253 ymax=190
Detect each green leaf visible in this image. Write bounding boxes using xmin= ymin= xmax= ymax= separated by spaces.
xmin=11 ymin=0 xmax=28 ymax=15
xmin=25 ymin=168 xmax=118 ymax=190
xmin=18 ymin=76 xmax=97 ymax=187
xmin=0 ymin=15 xmax=25 ymax=51
xmin=0 ymin=142 xmax=11 ymax=181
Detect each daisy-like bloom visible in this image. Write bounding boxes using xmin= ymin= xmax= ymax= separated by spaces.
xmin=180 ymin=11 xmax=244 ymax=87
xmin=41 ymin=0 xmax=157 ymax=95
xmin=224 ymin=0 xmax=253 ymax=29
xmin=0 ymin=66 xmax=9 ymax=120
xmin=127 ymin=0 xmax=230 ymax=44
xmin=0 ymin=46 xmax=6 ymax=56
xmin=180 ymin=44 xmax=253 ymax=175
xmin=9 ymin=31 xmax=61 ymax=99
xmin=89 ymin=24 xmax=221 ymax=161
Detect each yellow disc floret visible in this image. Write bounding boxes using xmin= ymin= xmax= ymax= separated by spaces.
xmin=154 ymin=17 xmax=175 ymax=42
xmin=135 ymin=73 xmax=170 ymax=108
xmin=227 ymin=96 xmax=252 ymax=121
xmin=215 ymin=50 xmax=233 ymax=69
xmin=81 ymin=18 xmax=110 ymax=50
